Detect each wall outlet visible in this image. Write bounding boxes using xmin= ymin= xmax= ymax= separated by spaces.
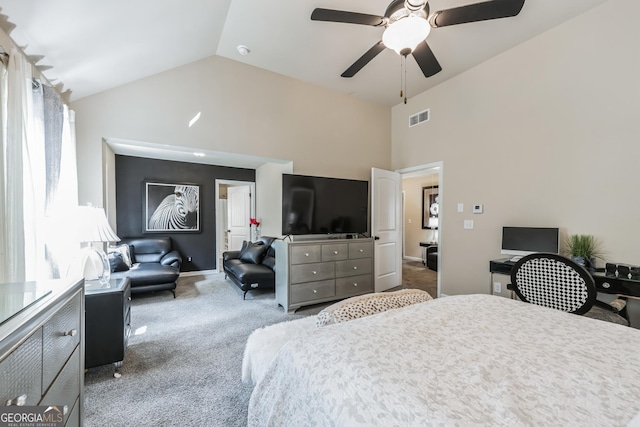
xmin=464 ymin=220 xmax=474 ymax=229
xmin=493 ymin=282 xmax=502 ymax=293
xmin=187 ymin=256 xmax=192 ymax=262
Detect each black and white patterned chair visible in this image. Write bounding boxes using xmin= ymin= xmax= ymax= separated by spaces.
xmin=509 ymin=253 xmax=629 ymax=326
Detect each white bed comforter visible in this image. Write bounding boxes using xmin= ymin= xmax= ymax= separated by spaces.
xmin=248 ymin=294 xmax=640 ymax=426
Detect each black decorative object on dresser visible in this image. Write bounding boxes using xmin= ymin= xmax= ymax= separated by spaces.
xmin=0 ymin=278 xmax=84 ymax=426
xmin=109 ymin=237 xmax=182 ymax=297
xmin=85 ymin=277 xmax=131 ymax=371
xmin=223 ymin=237 xmax=277 ymax=299
xmin=275 ymin=238 xmax=374 ymax=313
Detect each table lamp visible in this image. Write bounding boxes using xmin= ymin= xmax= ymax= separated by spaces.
xmin=428 ymin=216 xmax=438 ymax=243
xmin=68 ymin=206 xmax=120 ymax=285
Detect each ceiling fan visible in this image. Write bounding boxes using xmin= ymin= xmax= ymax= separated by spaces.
xmin=311 ymin=0 xmax=526 ymax=79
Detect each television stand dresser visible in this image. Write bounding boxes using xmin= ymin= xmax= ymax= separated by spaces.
xmin=275 ymin=238 xmax=374 ymax=313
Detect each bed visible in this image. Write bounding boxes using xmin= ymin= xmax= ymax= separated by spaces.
xmin=246 ymin=294 xmax=640 ymax=426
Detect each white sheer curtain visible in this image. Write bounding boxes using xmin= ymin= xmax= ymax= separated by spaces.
xmin=0 ymin=46 xmax=78 ymax=283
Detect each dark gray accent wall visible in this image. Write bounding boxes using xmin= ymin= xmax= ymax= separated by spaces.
xmin=114 ymin=155 xmax=255 ymax=272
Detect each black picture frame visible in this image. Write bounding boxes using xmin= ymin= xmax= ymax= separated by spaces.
xmin=422 ymin=185 xmax=439 ymax=230
xmin=144 ymin=181 xmax=200 ymax=232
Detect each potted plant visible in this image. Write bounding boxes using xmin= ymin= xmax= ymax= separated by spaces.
xmin=565 ymin=234 xmax=604 ymax=269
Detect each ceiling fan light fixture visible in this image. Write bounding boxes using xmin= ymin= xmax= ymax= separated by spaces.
xmin=382 ymin=16 xmax=431 ymax=55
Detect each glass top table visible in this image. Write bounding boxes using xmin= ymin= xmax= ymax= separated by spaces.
xmin=0 ymin=282 xmax=52 ymax=326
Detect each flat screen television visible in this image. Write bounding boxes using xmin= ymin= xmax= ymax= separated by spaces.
xmin=501 ymin=226 xmax=560 ymax=259
xmin=282 ymin=174 xmax=368 ymax=235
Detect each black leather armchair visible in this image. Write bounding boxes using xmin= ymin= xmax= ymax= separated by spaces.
xmin=223 ymin=236 xmax=276 ymax=299
xmin=111 ymin=237 xmax=182 ymax=297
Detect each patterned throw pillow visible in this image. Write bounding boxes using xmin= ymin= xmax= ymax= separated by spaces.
xmin=316 ymin=289 xmax=433 ymax=327
xmin=108 ymin=244 xmax=133 ymax=268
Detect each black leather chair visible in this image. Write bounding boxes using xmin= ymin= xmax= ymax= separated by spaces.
xmin=223 ymin=236 xmax=276 ymax=299
xmin=111 ymin=237 xmax=182 ymax=297
xmin=509 ymin=253 xmax=628 ymax=326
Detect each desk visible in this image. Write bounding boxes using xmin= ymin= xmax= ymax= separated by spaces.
xmin=489 ymin=258 xmax=640 ymax=298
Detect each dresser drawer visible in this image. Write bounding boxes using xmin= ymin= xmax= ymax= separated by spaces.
xmin=321 ymin=244 xmax=348 ymax=261
xmin=335 ymin=258 xmax=372 ymax=278
xmin=42 ymin=293 xmax=81 ymax=392
xmin=336 ymin=274 xmax=373 ymax=297
xmin=349 ymin=242 xmax=373 ymax=259
xmin=0 ymin=330 xmax=42 ymax=406
xmin=290 ymin=245 xmax=322 ymax=264
xmin=291 ymin=262 xmax=335 ymax=284
xmin=65 ymin=397 xmax=80 ymax=427
xmin=290 ymin=280 xmax=335 ymax=304
xmin=40 ymin=346 xmax=80 ymax=424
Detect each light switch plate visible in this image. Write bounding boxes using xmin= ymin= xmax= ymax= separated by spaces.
xmin=457 ymin=203 xmax=464 ymax=213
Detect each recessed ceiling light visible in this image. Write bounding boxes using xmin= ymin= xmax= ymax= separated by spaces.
xmin=237 ymin=45 xmax=250 ymax=56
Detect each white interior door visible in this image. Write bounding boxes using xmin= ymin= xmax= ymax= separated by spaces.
xmin=227 ymin=186 xmax=251 ymax=250
xmin=371 ymin=167 xmax=402 ymax=292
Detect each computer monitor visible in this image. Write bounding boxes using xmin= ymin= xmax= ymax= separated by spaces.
xmin=501 ymin=227 xmax=560 ymax=260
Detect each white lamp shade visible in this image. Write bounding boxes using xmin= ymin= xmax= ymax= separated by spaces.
xmin=75 ymin=206 xmax=120 ymax=243
xmin=428 ymin=216 xmax=439 ymax=229
xmin=382 ymin=16 xmax=431 ymax=54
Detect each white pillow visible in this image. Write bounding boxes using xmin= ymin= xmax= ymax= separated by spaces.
xmin=316 ymin=289 xmax=433 ymax=327
xmin=108 ymin=244 xmax=133 ymax=268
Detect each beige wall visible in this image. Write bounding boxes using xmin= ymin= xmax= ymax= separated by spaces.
xmin=403 ymin=175 xmax=438 ymax=260
xmin=71 ymin=55 xmax=391 ymax=207
xmin=392 ymin=0 xmax=640 ymax=296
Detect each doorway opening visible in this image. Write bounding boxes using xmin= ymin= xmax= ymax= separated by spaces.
xmin=400 ymin=162 xmax=442 ymax=298
xmin=215 ymin=179 xmax=256 ymax=272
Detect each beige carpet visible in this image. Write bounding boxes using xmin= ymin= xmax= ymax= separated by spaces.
xmin=387 ymin=259 xmax=438 ymax=298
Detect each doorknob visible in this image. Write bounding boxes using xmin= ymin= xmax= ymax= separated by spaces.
xmin=374 ymin=236 xmax=380 ymax=240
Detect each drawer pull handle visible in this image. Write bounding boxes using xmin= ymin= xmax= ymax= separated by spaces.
xmin=6 ymin=394 xmax=27 ymax=406
xmin=359 ymin=249 xmax=364 ymax=253
xmin=353 ymin=266 xmax=358 ymax=270
xmin=353 ymin=283 xmax=358 ymax=287
xmin=334 ymin=250 xmax=338 ymax=255
xmin=312 ymin=271 xmax=317 ymax=275
xmin=305 ymin=253 xmax=309 ymax=257
xmin=313 ymin=289 xmax=317 ymax=293
xmin=63 ymin=329 xmax=77 ymax=337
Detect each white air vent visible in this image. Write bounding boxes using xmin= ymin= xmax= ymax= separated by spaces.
xmin=409 ymin=108 xmax=430 ymax=127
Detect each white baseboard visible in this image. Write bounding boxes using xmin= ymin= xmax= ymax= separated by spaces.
xmin=179 ymin=269 xmax=218 ymax=277
xmin=403 ymin=256 xmax=422 ymax=262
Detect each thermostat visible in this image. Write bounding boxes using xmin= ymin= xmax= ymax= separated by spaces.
xmin=472 ymin=204 xmax=483 ymax=214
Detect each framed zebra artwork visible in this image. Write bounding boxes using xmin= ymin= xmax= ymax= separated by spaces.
xmin=145 ymin=182 xmax=200 ymax=232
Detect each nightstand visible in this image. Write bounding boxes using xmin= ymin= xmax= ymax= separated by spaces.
xmin=85 ymin=277 xmax=131 ymax=370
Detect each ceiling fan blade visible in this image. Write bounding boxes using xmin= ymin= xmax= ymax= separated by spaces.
xmin=411 ymin=41 xmax=442 ymax=78
xmin=431 ymin=0 xmax=525 ymax=28
xmin=341 ymin=41 xmax=386 ymax=78
xmin=311 ymin=8 xmax=385 ymax=26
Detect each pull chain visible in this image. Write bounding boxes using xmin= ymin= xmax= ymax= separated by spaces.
xmin=404 ymin=55 xmax=408 ymax=104
xmin=399 ymin=55 xmax=403 ymax=99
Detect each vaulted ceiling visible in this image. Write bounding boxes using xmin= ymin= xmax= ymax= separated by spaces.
xmin=0 ymin=0 xmax=608 ymax=107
